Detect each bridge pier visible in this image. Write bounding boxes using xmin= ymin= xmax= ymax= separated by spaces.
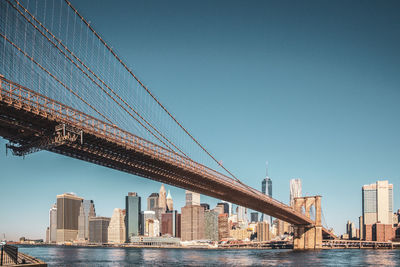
xmin=293 ymin=196 xmax=322 ymax=250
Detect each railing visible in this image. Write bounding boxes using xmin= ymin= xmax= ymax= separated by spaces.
xmin=0 ymin=76 xmax=313 ymax=224
xmin=0 ymin=245 xmax=18 ymax=265
xmin=322 ymin=239 xmax=400 ymax=249
xmin=0 ymin=244 xmax=47 ymax=266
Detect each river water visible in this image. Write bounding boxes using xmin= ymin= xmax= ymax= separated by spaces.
xmin=18 ymin=246 xmax=400 ymax=266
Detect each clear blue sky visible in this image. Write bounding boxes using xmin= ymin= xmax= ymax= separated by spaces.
xmin=1 ymin=0 xmax=400 ymax=240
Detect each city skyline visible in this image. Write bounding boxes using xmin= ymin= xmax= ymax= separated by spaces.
xmin=1 ymin=174 xmax=398 ymax=241
xmin=1 ymin=0 xmax=400 ymax=241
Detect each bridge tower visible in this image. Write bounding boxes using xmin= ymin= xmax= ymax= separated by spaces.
xmin=293 ymin=196 xmax=322 ymax=249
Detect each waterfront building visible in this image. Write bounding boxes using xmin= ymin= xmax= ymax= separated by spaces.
xmin=181 ymin=193 xmax=205 ymax=241
xmin=359 ymin=216 xmax=363 ymax=240
xmin=56 ymin=193 xmax=83 ymax=243
xmin=362 ymin=180 xmax=393 ymax=240
xmin=77 ymin=204 xmax=86 ymax=242
xmin=256 ymin=221 xmax=270 ymax=241
xmin=290 ymin=178 xmax=302 ymax=207
xmin=45 ymin=227 xmax=49 ymax=243
xmin=126 ymin=192 xmax=141 ymax=241
xmin=143 ymin=217 xmax=159 ymax=237
xmin=140 ymin=210 xmax=156 ymax=235
xmin=130 ymin=236 xmax=180 ymax=246
xmin=166 ymin=190 xmax=173 ymax=211
xmin=372 ymin=223 xmax=395 ymax=242
xmin=89 ymin=217 xmax=111 ymax=244
xmin=261 ymin=163 xmax=272 ymax=224
xmin=77 ymin=200 xmax=96 ymax=242
xmin=251 ymin=212 xmax=259 ymax=223
xmin=218 ymin=213 xmax=229 ymax=240
xmin=230 ymin=228 xmax=251 ymax=241
xmin=152 ymin=219 xmax=160 ymax=237
xmin=49 ymin=203 xmax=57 ymax=243
xmin=273 ymin=219 xmax=290 ymax=236
xmin=161 ymin=211 xmax=181 ymax=237
xmin=346 ymin=220 xmax=357 ymax=240
xmin=204 ymin=210 xmax=218 ymax=241
xmin=147 ymin=193 xmax=159 ymax=211
xmin=108 ymin=208 xmax=126 ymax=243
xmin=185 ymin=190 xmax=200 ymax=206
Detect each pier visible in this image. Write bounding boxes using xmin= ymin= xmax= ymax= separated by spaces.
xmin=1 ymin=245 xmax=47 ymax=266
xmin=322 ymin=240 xmax=400 ymax=249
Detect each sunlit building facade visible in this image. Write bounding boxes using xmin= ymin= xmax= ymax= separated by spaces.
xmin=56 ymin=193 xmax=83 ymax=243
xmin=108 ymin=208 xmax=126 ymax=243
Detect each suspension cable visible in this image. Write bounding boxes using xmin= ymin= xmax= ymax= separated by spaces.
xmin=63 ymin=0 xmax=241 ymax=181
xmin=0 ymin=32 xmax=114 ymax=125
xmin=10 ymin=0 xmax=189 ymax=157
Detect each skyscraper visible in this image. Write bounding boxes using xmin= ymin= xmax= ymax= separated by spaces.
xmin=256 ymin=221 xmax=270 ymax=241
xmin=261 ymin=163 xmax=272 ymax=224
xmin=77 ymin=200 xmax=96 ymax=242
xmin=166 ymin=190 xmax=173 ymax=211
xmin=147 ymin=193 xmax=159 ymax=211
xmin=218 ymin=213 xmax=229 ymax=240
xmin=346 ymin=220 xmax=357 ymax=240
xmin=237 ymin=206 xmax=248 ymax=227
xmin=185 ymin=190 xmax=200 ymax=206
xmin=89 ymin=217 xmax=111 ymax=244
xmin=108 ymin=208 xmax=126 ymax=243
xmin=213 ymin=204 xmax=224 ymax=215
xmin=181 ymin=190 xmax=204 ymax=241
xmin=159 ymin=184 xmax=167 ymax=212
xmin=77 ymin=204 xmax=86 ymax=242
xmin=49 ymin=204 xmax=57 ymax=243
xmin=220 ymin=200 xmax=233 ymax=216
xmin=56 ymin=193 xmax=83 ymax=243
xmin=181 ymin=205 xmax=205 ymax=241
xmin=362 ymin=180 xmax=393 ymax=225
xmin=126 ymin=192 xmax=141 ymax=242
xmin=217 ymin=202 xmax=229 ymax=214
xmin=161 ymin=210 xmax=181 ymax=238
xmin=362 ymin=180 xmax=393 ymax=240
xmin=45 ymin=227 xmax=50 ymax=243
xmin=290 ymin=179 xmax=302 ymax=207
xmin=204 ymin=210 xmax=219 ymax=241
xmin=201 ymin=203 xmax=210 ymax=211
xmin=251 ymin=212 xmax=259 ymax=223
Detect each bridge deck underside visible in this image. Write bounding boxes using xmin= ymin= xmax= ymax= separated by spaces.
xmin=0 ymin=78 xmax=334 ymax=238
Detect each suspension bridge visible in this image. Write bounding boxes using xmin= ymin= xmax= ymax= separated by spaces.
xmin=0 ymin=0 xmax=335 ymax=248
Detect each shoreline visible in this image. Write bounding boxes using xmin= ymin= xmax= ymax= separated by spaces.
xmin=15 ymin=243 xmax=400 ymax=250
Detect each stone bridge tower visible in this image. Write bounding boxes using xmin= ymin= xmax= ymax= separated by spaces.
xmin=293 ymin=196 xmax=322 ymax=249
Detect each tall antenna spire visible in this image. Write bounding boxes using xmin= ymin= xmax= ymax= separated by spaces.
xmin=266 ymin=161 xmax=269 ymax=177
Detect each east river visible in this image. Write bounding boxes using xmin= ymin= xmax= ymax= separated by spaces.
xmin=18 ymin=246 xmax=400 ymax=266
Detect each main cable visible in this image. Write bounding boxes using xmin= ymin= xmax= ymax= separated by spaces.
xmin=63 ymin=0 xmax=242 ymax=182
xmin=10 ymin=0 xmax=188 ymax=157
